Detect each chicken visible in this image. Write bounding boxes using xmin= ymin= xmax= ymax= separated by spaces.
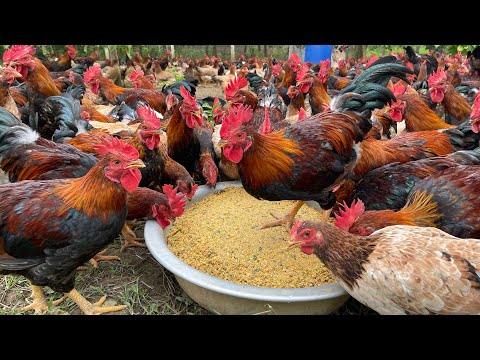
xmin=152 ymin=60 xmax=174 ymax=85
xmin=83 ymin=65 xmax=168 ymax=115
xmin=275 ymin=53 xmax=301 ymax=106
xmin=404 ymin=45 xmax=438 ymax=77
xmin=42 ymin=45 xmax=76 ymax=72
xmin=296 ymin=63 xmax=331 ymax=114
xmin=101 ymin=56 xmax=123 ymax=87
xmin=225 ymin=77 xmax=258 ymax=110
xmin=2 ymin=45 xmax=63 ymax=139
xmin=0 ymin=67 xmax=22 ymax=118
xmin=342 ymin=149 xmax=480 ymax=213
xmin=0 ymin=137 xmax=145 ymax=315
xmin=211 ymin=65 xmax=237 ymax=91
xmin=289 ymin=221 xmax=480 ymax=315
xmin=130 ymin=69 xmax=155 ymax=90
xmin=429 ymin=68 xmax=471 ymax=125
xmin=387 ymin=82 xmax=455 ymax=132
xmin=218 ymin=61 xmax=413 ymax=230
xmin=335 ymin=165 xmax=480 ymax=239
xmin=285 ymin=86 xmax=307 ymax=122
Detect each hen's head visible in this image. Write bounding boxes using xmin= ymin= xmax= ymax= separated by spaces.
xmin=272 ymin=63 xmax=282 ymax=77
xmin=333 ymin=199 xmax=365 ymax=232
xmin=219 ymin=104 xmax=253 ymax=163
xmin=0 ymin=67 xmax=23 ymax=84
xmin=295 ymin=62 xmax=309 ymax=82
xmin=287 ymin=53 xmax=301 ymax=73
xmin=470 ymin=94 xmax=480 ymax=133
xmin=428 ymin=68 xmax=448 ymax=103
xmin=318 ymin=59 xmax=331 ymax=84
xmin=3 ymin=45 xmax=36 ymax=80
xmin=288 ymin=220 xmax=325 ymax=255
xmin=388 ymin=82 xmax=407 ymax=123
xmin=129 ymin=69 xmax=144 ymax=88
xmin=94 ymin=136 xmax=144 ymax=192
xmin=296 ymin=73 xmax=314 ymax=94
xmin=166 ymin=92 xmax=179 ymax=111
xmin=66 ymin=45 xmax=77 ymax=59
xmin=84 ymin=64 xmax=102 ymax=95
xmin=287 ymin=85 xmax=300 ymax=99
xmin=136 ymin=105 xmax=162 ymax=150
xmin=179 ymin=86 xmax=202 ymax=129
xmin=152 ymin=185 xmax=187 ymax=228
xmin=212 ymin=97 xmax=226 ymax=124
xmin=200 ymin=153 xmax=218 ymax=188
xmin=338 ymin=59 xmax=346 ymax=69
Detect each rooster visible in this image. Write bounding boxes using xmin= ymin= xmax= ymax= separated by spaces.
xmin=289 ymin=221 xmax=480 ymax=315
xmin=296 ymin=62 xmax=331 ymax=114
xmin=404 ymin=45 xmax=438 ymax=77
xmin=429 ymin=68 xmax=471 ymax=125
xmin=218 ymin=61 xmax=413 ymax=230
xmin=0 ymin=137 xmax=145 ymax=315
xmin=41 ymin=45 xmax=77 ymax=72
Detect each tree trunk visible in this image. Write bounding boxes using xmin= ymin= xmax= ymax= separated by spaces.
xmin=170 ymin=45 xmax=175 ymax=58
xmin=264 ymin=45 xmax=268 ymax=57
xmin=230 ymin=45 xmax=235 ymax=61
xmin=205 ymin=45 xmax=209 ymax=55
xmin=288 ymin=45 xmax=294 ymax=58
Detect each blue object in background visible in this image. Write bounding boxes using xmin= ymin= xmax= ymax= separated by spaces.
xmin=304 ymin=45 xmax=333 ymax=63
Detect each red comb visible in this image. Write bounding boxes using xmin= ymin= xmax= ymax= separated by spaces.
xmin=179 ymin=85 xmax=196 ymax=103
xmin=130 ymin=69 xmax=144 ymax=82
xmin=94 ymin=136 xmax=139 ymax=161
xmin=365 ymin=55 xmax=380 ymax=68
xmin=289 ymin=53 xmax=300 ymax=65
xmin=272 ymin=63 xmax=282 ymax=76
xmin=136 ymin=105 xmax=161 ymax=130
xmin=428 ymin=68 xmax=447 ymax=89
xmin=3 ymin=45 xmax=36 ymax=63
xmin=295 ymin=62 xmax=309 ymax=82
xmin=84 ymin=64 xmax=102 ymax=84
xmin=471 ymin=94 xmax=480 ymax=120
xmin=162 ymin=184 xmax=187 ymax=217
xmin=220 ymin=105 xmax=253 ymax=139
xmin=333 ymin=199 xmax=365 ymax=231
xmin=225 ymin=77 xmax=248 ymax=100
xmin=297 ymin=107 xmax=307 ymax=121
xmin=389 ymin=81 xmax=406 ymax=97
xmin=259 ymin=107 xmax=271 ymax=135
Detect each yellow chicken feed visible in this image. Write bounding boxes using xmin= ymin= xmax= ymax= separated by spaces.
xmin=168 ymin=187 xmax=336 ymax=288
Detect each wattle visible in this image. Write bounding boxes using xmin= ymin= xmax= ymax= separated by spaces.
xmin=472 ymin=121 xmax=480 ymax=134
xmin=390 ymin=108 xmax=403 ymax=122
xmin=430 ymin=89 xmax=445 ymax=103
xmin=301 ymin=246 xmax=315 ymax=255
xmin=145 ymin=135 xmax=160 ymax=150
xmin=120 ymin=168 xmax=142 ymax=192
xmin=223 ymin=145 xmax=244 ymax=163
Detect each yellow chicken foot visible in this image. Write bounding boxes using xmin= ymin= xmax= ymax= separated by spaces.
xmin=22 ymin=283 xmax=65 ymax=314
xmin=89 ymin=249 xmax=121 ymax=268
xmin=260 ymin=201 xmax=305 ymax=231
xmin=120 ymin=223 xmax=146 ymax=252
xmin=66 ymin=289 xmax=127 ymax=315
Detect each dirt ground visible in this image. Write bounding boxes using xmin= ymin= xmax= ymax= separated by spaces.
xmin=0 ymin=84 xmax=375 ymax=315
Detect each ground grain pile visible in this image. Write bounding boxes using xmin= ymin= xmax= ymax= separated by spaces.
xmin=168 ymin=187 xmax=336 ymax=288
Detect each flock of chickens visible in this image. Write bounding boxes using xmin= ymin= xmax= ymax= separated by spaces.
xmin=0 ymin=44 xmax=479 ymax=315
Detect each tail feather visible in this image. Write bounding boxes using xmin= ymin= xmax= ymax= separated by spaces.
xmin=443 ymin=121 xmax=480 ymax=150
xmin=401 ymin=190 xmax=442 ymax=227
xmin=447 ymin=148 xmax=480 ymax=164
xmin=0 ymin=125 xmax=39 ymax=155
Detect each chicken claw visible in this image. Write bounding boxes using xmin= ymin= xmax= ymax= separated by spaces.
xmin=260 ymin=201 xmax=305 ymax=232
xmin=89 ymin=249 xmax=121 ymax=268
xmin=66 ymin=289 xmax=127 ymax=315
xmin=120 ymin=223 xmax=146 ymax=252
xmin=22 ymin=283 xmax=65 ymax=314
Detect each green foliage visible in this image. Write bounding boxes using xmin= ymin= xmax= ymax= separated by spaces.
xmin=202 ymin=102 xmax=214 ymax=127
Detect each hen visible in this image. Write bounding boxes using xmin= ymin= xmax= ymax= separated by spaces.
xmin=289 ymin=221 xmax=480 ymax=315
xmin=0 ymin=137 xmax=144 ymax=315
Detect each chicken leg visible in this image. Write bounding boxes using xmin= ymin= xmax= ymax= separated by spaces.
xmin=22 ymin=282 xmax=65 ymax=314
xmin=66 ymin=289 xmax=127 ymax=315
xmin=261 ymin=201 xmax=305 ymax=231
xmin=88 ymin=249 xmax=121 ymax=268
xmin=120 ymin=223 xmax=146 ymax=252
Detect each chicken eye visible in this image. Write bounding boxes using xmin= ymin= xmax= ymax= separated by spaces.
xmin=303 ymin=231 xmax=311 ymax=238
xmin=113 ymin=160 xmax=121 ymax=166
xmin=236 ymin=133 xmax=243 ymax=139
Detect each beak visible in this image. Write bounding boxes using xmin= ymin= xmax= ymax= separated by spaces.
xmin=217 ymin=139 xmax=229 ymax=148
xmin=126 ymin=159 xmax=145 ymax=169
xmin=154 ymin=129 xmax=164 ymax=135
xmin=286 ymin=238 xmax=301 ymax=250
